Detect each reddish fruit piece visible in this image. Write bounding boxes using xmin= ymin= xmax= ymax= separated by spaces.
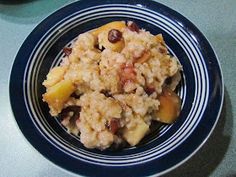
xmin=63 ymin=47 xmax=72 ymax=56
xmin=109 ymin=118 xmax=120 ymax=134
xmin=127 ymin=21 xmax=139 ymax=33
xmin=119 ymin=63 xmax=136 ymax=87
xmin=145 ymin=86 xmax=156 ymax=95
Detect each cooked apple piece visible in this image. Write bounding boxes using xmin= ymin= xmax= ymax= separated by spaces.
xmin=91 ymin=21 xmax=126 ymax=37
xmin=43 ymin=66 xmax=67 ymax=88
xmin=135 ymin=50 xmax=151 ymax=63
xmin=123 ymin=120 xmax=149 ymax=146
xmin=155 ymin=88 xmax=181 ymax=124
xmin=43 ymin=79 xmax=76 ymax=114
xmin=165 ymin=71 xmax=181 ymax=91
xmin=155 ymin=34 xmax=165 ymax=44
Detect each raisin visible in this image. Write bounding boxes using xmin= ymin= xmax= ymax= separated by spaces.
xmin=145 ymin=86 xmax=156 ymax=95
xmin=109 ymin=118 xmax=120 ymax=134
xmin=59 ymin=106 xmax=81 ymax=123
xmin=70 ymin=92 xmax=82 ymax=99
xmin=108 ymin=29 xmax=122 ymax=43
xmin=165 ymin=77 xmax=172 ymax=85
xmin=127 ymin=21 xmax=139 ymax=33
xmin=63 ymin=47 xmax=72 ymax=56
xmin=101 ymin=90 xmax=112 ymax=97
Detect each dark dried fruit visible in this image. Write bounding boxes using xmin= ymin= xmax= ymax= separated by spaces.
xmin=59 ymin=106 xmax=81 ymax=124
xmin=63 ymin=47 xmax=72 ymax=56
xmin=108 ymin=29 xmax=122 ymax=43
xmin=165 ymin=77 xmax=172 ymax=85
xmin=127 ymin=21 xmax=139 ymax=33
xmin=101 ymin=90 xmax=112 ymax=97
xmin=109 ymin=118 xmax=120 ymax=134
xmin=70 ymin=92 xmax=82 ymax=99
xmin=145 ymin=86 xmax=156 ymax=95
xmin=106 ymin=118 xmax=120 ymax=134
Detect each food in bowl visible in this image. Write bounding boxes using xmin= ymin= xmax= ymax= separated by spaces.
xmin=42 ymin=21 xmax=182 ymax=150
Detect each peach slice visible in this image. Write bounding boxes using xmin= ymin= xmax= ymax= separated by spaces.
xmin=155 ymin=87 xmax=181 ymax=124
xmin=91 ymin=21 xmax=126 ymax=37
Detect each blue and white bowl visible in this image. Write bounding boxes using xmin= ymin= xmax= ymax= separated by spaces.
xmin=9 ymin=0 xmax=224 ymax=176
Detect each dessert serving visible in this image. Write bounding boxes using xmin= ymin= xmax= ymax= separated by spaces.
xmin=42 ymin=21 xmax=182 ymax=150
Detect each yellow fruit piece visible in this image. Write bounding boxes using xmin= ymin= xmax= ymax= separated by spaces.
xmin=159 ymin=55 xmax=171 ymax=71
xmin=100 ymin=36 xmax=125 ymax=52
xmin=155 ymin=34 xmax=165 ymax=44
xmin=136 ymin=50 xmax=151 ymax=63
xmin=43 ymin=66 xmax=67 ymax=88
xmin=91 ymin=21 xmax=126 ymax=37
xmin=43 ymin=79 xmax=76 ymax=113
xmin=155 ymin=88 xmax=181 ymax=124
xmin=123 ymin=120 xmax=149 ymax=146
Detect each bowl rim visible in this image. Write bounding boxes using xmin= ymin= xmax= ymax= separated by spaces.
xmin=9 ymin=0 xmax=224 ymax=176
